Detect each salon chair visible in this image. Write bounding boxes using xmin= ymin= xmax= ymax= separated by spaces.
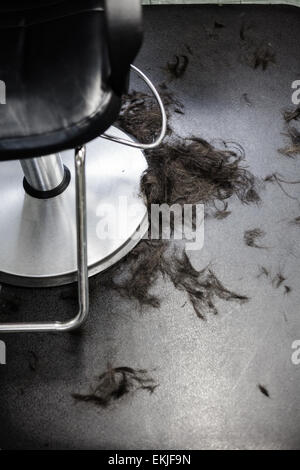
xmin=0 ymin=0 xmax=166 ymax=333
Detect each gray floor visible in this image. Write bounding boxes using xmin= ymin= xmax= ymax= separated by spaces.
xmin=1 ymin=4 xmax=300 ymax=450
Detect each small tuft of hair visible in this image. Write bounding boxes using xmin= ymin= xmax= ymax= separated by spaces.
xmin=258 ymin=384 xmax=270 ymax=398
xmin=283 ymin=107 xmax=300 ymax=123
xmin=167 ymin=55 xmax=189 ymax=79
xmin=72 ymin=365 xmax=158 ymax=408
xmin=244 ymin=228 xmax=266 ymax=249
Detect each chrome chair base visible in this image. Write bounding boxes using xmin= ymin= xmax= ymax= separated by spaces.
xmin=0 ymin=126 xmax=148 ymax=288
xmin=0 ymin=146 xmax=89 ymax=333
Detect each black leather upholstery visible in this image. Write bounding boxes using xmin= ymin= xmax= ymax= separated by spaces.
xmin=0 ymin=0 xmax=143 ymax=160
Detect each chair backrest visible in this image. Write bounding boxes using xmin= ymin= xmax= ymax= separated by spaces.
xmin=0 ymin=0 xmax=143 ymax=160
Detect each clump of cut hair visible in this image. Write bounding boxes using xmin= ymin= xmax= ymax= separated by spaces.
xmin=109 ymin=89 xmax=257 ymax=317
xmin=117 ymin=89 xmax=183 ymax=144
xmin=244 ymin=228 xmax=266 ymax=249
xmin=167 ymin=54 xmax=189 ymax=79
xmin=141 ymin=137 xmax=260 ymax=211
xmin=278 ymin=127 xmax=300 ymax=157
xmin=104 ymin=242 xmax=249 ymax=320
xmin=118 ymin=90 xmax=260 ymax=214
xmin=163 ymin=251 xmax=249 ymax=320
xmin=283 ymin=107 xmax=300 ymax=123
xmin=117 ymin=91 xmax=166 ymax=144
xmin=72 ymin=365 xmax=158 ymax=407
xmin=103 ymin=240 xmax=166 ymax=309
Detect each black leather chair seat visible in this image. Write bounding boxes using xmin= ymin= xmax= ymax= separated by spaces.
xmin=0 ymin=0 xmax=122 ymax=160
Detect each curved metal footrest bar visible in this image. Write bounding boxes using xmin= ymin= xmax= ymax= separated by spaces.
xmin=101 ymin=64 xmax=167 ymax=149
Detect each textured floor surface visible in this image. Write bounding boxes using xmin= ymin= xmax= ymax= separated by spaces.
xmin=1 ymin=4 xmax=300 ymax=450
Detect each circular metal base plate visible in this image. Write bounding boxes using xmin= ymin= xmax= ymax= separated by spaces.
xmin=0 ymin=127 xmax=148 ymax=287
